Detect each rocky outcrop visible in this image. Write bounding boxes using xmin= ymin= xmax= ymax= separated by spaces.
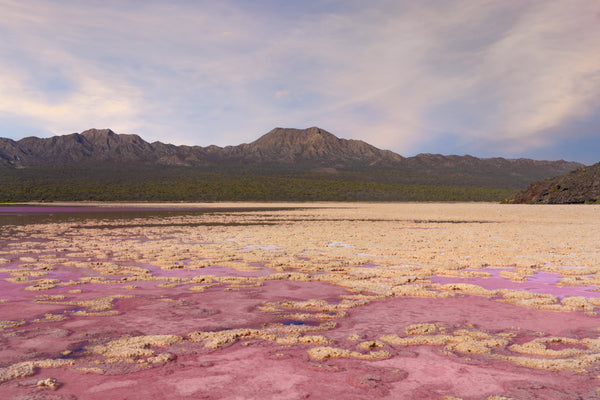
xmin=510 ymin=162 xmax=600 ymax=204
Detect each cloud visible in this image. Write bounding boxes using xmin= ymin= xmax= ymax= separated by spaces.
xmin=466 ymin=1 xmax=600 ymax=148
xmin=275 ymin=90 xmax=291 ymax=99
xmin=0 ymin=61 xmax=142 ymax=135
xmin=0 ymin=0 xmax=598 ymax=161
xmin=293 ymin=0 xmax=600 ymax=156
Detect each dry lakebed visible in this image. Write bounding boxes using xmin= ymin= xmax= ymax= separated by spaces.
xmin=1 ymin=202 xmax=600 ymax=399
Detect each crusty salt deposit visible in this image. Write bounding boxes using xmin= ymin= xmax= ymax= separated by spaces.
xmin=1 ymin=202 xmax=599 ymax=399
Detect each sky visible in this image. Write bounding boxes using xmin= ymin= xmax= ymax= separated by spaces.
xmin=0 ymin=0 xmax=599 ymax=164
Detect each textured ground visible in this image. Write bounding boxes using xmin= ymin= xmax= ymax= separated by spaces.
xmin=1 ymin=202 xmax=600 ymax=399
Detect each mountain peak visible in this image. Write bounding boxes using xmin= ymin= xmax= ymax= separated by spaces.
xmin=231 ymin=126 xmax=404 ymax=166
xmin=251 ymin=127 xmax=338 ymax=147
xmin=80 ymin=128 xmax=117 ymax=139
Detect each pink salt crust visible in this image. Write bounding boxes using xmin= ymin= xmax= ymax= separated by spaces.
xmin=330 ymin=295 xmax=600 ymax=399
xmin=2 ymin=276 xmax=600 ymax=399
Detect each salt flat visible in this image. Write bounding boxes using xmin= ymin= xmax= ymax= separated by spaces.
xmin=1 ymin=202 xmax=600 ymax=399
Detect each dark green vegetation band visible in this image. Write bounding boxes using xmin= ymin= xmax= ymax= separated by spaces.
xmin=0 ymin=166 xmax=516 ymax=202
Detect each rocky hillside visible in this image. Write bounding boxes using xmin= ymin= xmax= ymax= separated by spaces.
xmin=510 ymin=162 xmax=600 ymax=204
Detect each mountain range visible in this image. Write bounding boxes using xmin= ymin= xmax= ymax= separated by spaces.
xmin=1 ymin=127 xmax=581 ymax=175
xmin=0 ymin=127 xmax=587 ymax=202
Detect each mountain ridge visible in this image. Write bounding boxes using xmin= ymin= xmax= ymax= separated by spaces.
xmin=0 ymin=127 xmax=582 ymax=175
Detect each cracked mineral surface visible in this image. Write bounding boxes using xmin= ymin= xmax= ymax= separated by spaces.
xmin=1 ymin=202 xmax=600 ymax=399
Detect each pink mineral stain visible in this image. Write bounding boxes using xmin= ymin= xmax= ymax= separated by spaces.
xmin=431 ymin=267 xmax=600 ymax=299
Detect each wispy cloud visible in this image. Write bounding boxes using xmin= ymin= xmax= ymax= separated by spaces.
xmin=0 ymin=0 xmax=599 ymax=162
